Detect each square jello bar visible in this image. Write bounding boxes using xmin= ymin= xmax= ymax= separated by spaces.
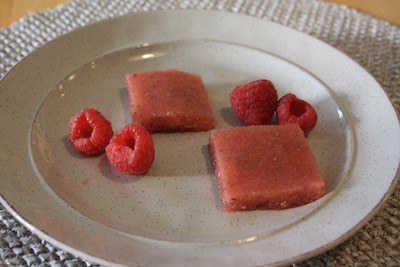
xmin=209 ymin=124 xmax=325 ymax=211
xmin=126 ymin=69 xmax=217 ymax=133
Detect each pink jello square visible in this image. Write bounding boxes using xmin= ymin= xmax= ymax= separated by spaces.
xmin=126 ymin=69 xmax=217 ymax=133
xmin=209 ymin=124 xmax=325 ymax=211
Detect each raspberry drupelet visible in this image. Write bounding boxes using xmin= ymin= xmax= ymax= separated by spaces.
xmin=69 ymin=108 xmax=113 ymax=155
xmin=106 ymin=123 xmax=155 ymax=175
xmin=277 ymin=93 xmax=318 ymax=135
xmin=230 ymin=79 xmax=278 ymax=125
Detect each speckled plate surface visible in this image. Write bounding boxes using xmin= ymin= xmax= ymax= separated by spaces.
xmin=0 ymin=10 xmax=399 ymax=266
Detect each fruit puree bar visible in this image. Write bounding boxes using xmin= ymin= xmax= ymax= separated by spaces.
xmin=126 ymin=69 xmax=217 ymax=133
xmin=209 ymin=124 xmax=325 ymax=211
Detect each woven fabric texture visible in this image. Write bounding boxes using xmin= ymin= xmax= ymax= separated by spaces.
xmin=0 ymin=0 xmax=399 ymax=266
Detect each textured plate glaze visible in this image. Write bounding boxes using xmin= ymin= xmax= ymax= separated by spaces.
xmin=30 ymin=40 xmax=351 ymax=243
xmin=0 ymin=10 xmax=399 ymax=266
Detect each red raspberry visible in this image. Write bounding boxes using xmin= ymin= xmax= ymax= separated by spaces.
xmin=69 ymin=108 xmax=113 ymax=155
xmin=106 ymin=124 xmax=155 ymax=175
xmin=230 ymin=79 xmax=278 ymax=125
xmin=277 ymin=93 xmax=318 ymax=135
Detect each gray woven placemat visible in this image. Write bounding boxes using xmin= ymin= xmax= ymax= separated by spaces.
xmin=1 ymin=0 xmax=399 ymax=266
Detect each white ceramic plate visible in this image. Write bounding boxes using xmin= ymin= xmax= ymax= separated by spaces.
xmin=0 ymin=10 xmax=399 ymax=266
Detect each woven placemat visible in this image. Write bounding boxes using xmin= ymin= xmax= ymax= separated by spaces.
xmin=1 ymin=0 xmax=399 ymax=266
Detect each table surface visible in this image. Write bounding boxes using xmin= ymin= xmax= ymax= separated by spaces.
xmin=1 ymin=0 xmax=400 ymax=28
